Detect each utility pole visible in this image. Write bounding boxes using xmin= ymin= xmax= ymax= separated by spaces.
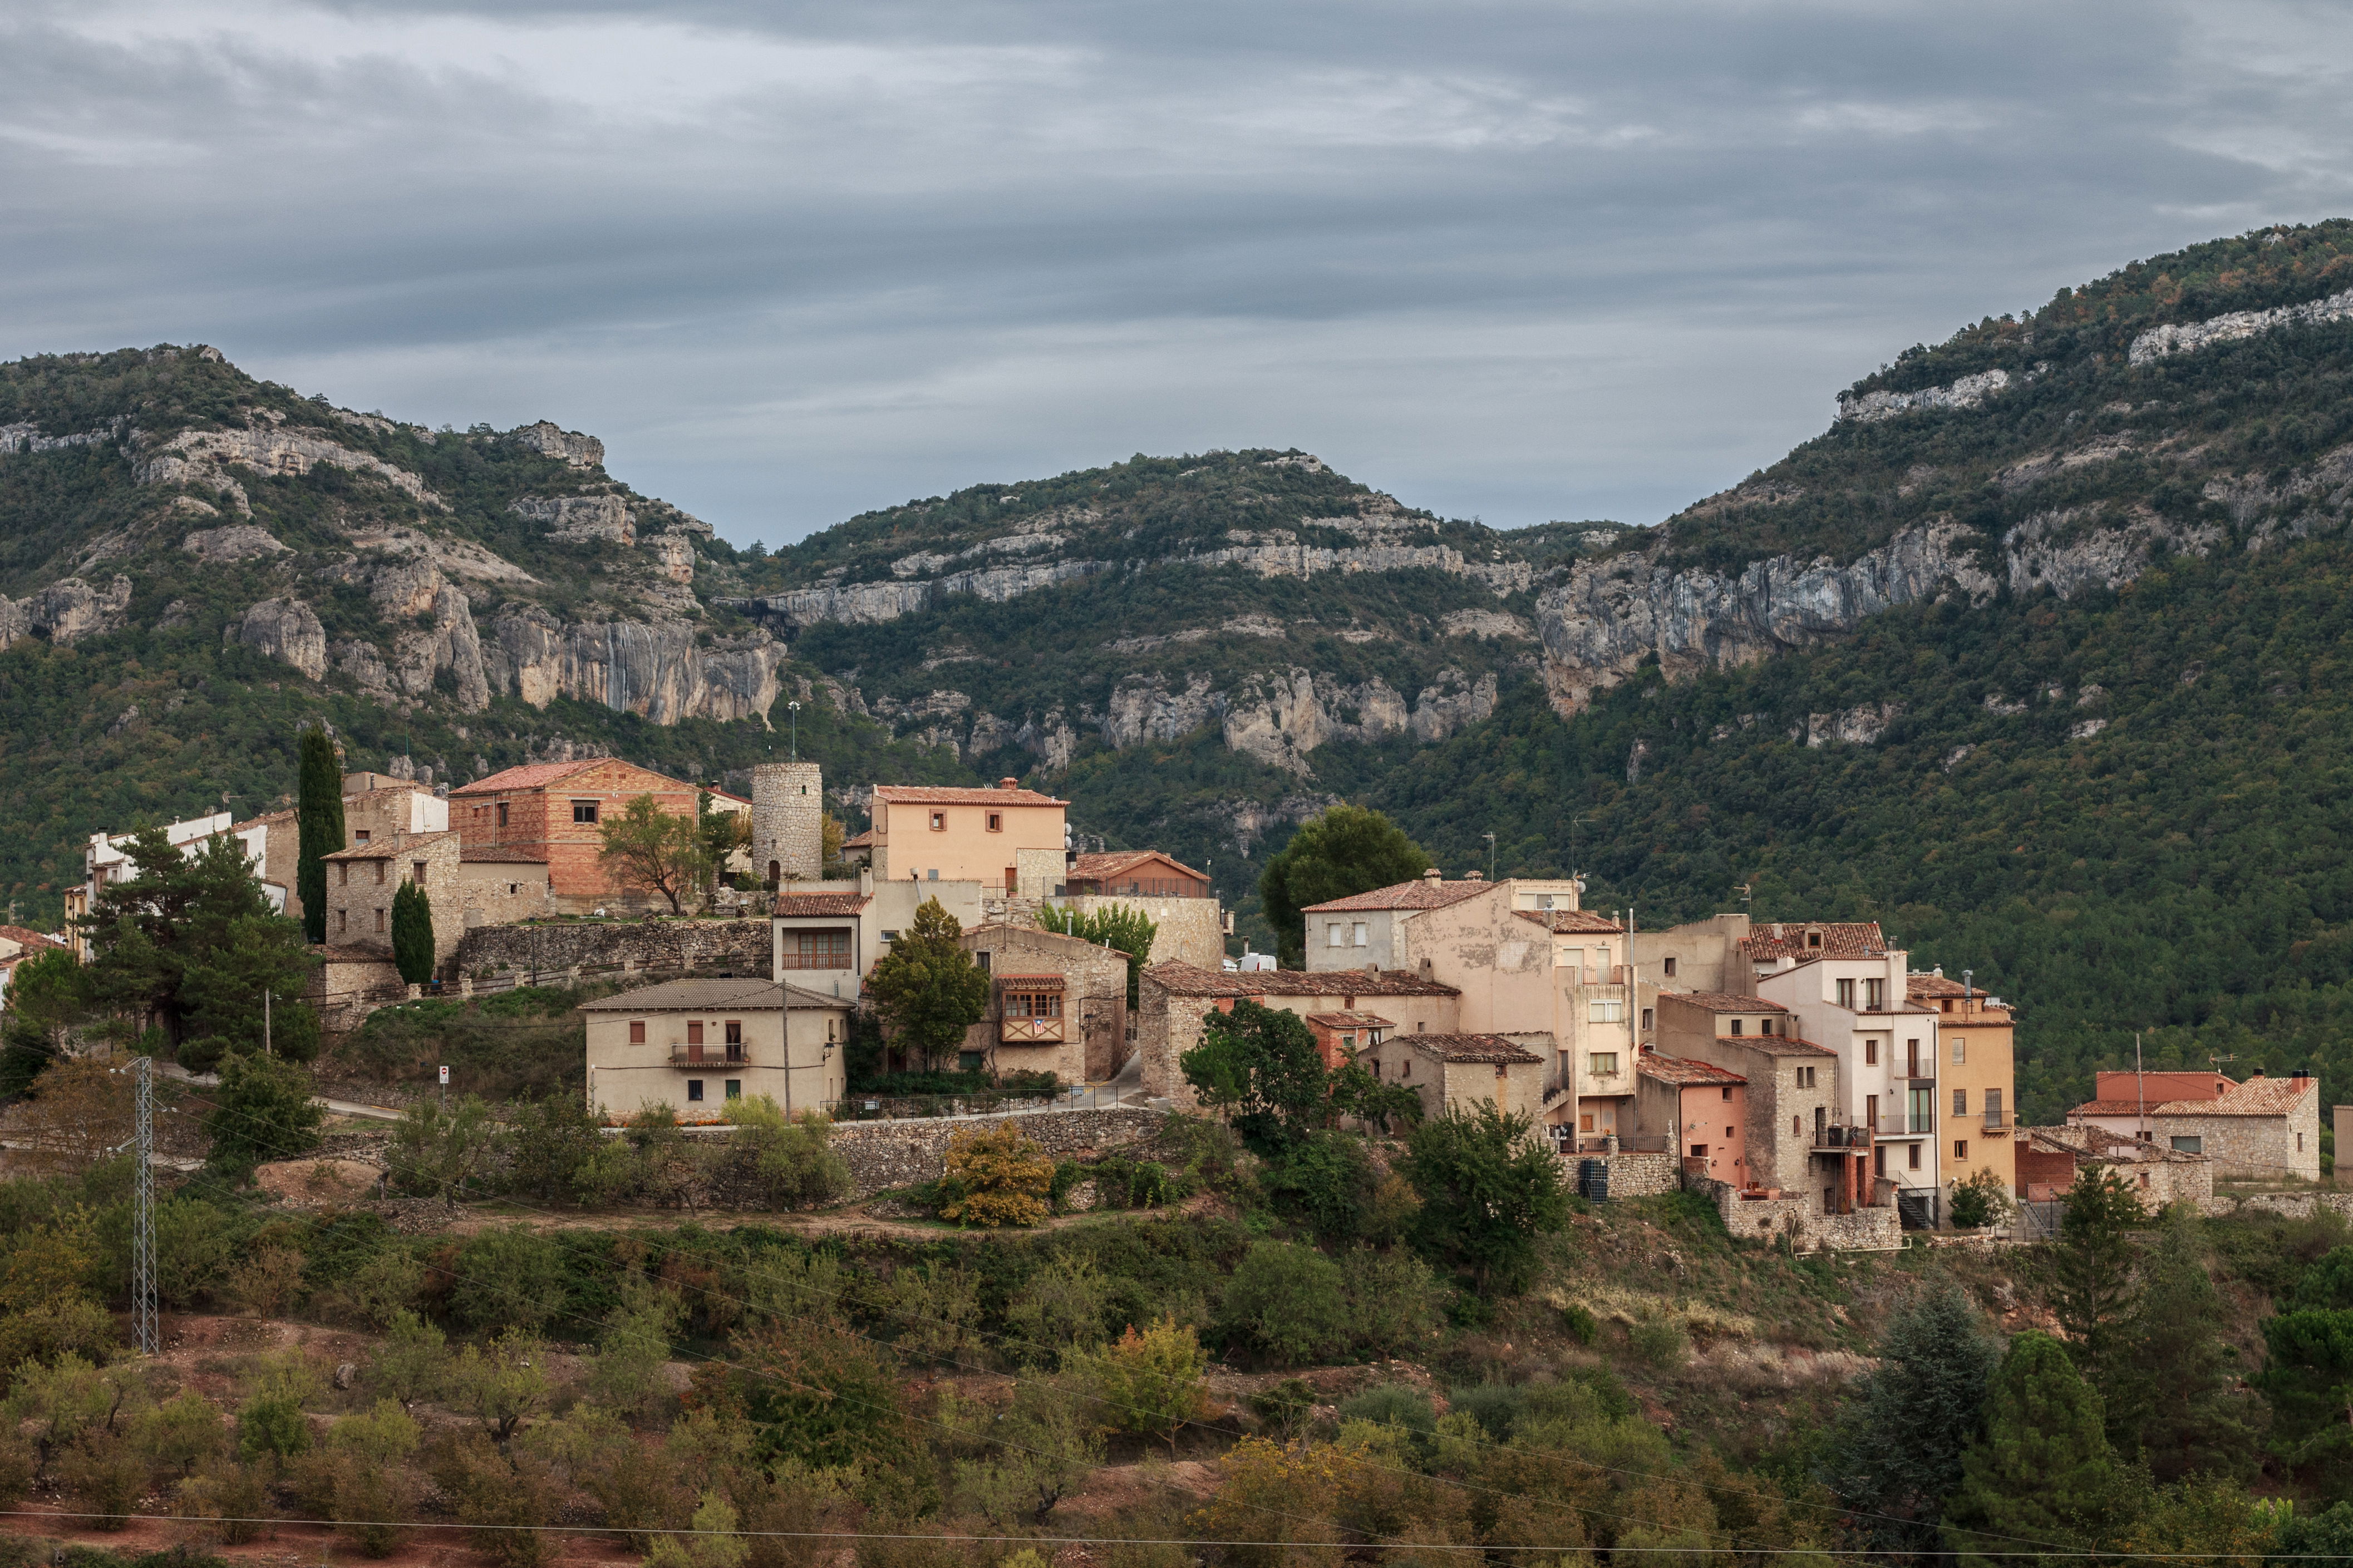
xmin=787 ymin=701 xmax=801 ymax=763
xmin=1484 ymin=832 xmax=1496 ymax=881
xmin=131 ymin=1056 xmax=156 ymax=1355
xmin=263 ymin=987 xmax=272 ymax=1057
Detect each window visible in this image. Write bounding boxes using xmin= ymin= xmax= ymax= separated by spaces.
xmin=1791 ymin=1116 xmax=1800 ymax=1136
xmin=1581 ymin=1113 xmax=1594 ymax=1132
xmin=1562 ymin=947 xmax=1584 ymax=979
xmin=572 ymin=800 xmax=599 ymax=824
xmin=687 ymin=1021 xmax=704 ymax=1045
xmin=355 ymin=829 xmax=371 ymax=844
xmin=1641 ymin=1008 xmax=1655 ymax=1032
xmin=1865 ymin=1039 xmax=1877 ymax=1066
xmin=791 ymin=930 xmax=852 ymax=968
xmin=1835 ymin=978 xmax=1855 ymax=1008
xmin=686 ymin=1080 xmax=704 ymax=1102
xmin=2170 ymin=1135 xmax=2204 ymax=1154
xmin=337 ymin=863 xmax=348 ymax=887
xmin=1953 ymin=1088 xmax=1967 ymax=1116
xmin=496 ymin=802 xmax=509 ymax=828
xmin=2300 ymin=1132 xmax=2307 ymax=1152
xmin=927 ymin=869 xmax=939 ymax=881
xmin=977 ymin=951 xmax=991 ymax=973
xmin=1351 ymin=922 xmax=1367 ymax=947
xmin=725 ymin=1021 xmax=743 ymax=1047
xmin=725 ymin=1081 xmax=742 ymax=1100
xmin=1908 ymin=1085 xmax=1932 ymax=1133
xmin=1721 ymin=1086 xmax=1734 ymax=1101
xmin=629 ymin=1021 xmax=646 ymax=1044
xmin=1340 ymin=1033 xmax=1357 ymax=1052
xmin=1906 ymin=1038 xmax=1922 ymax=1078
xmin=1807 ymin=930 xmax=1822 ymax=948
xmin=1327 ymin=923 xmax=1343 ymax=948
xmin=375 ymin=908 xmax=386 ymax=931
xmin=1953 ymin=1140 xmax=1969 ymax=1161
xmin=1867 ymin=1092 xmax=1879 ymax=1129
xmin=1864 ymin=978 xmax=1886 ymax=1009
xmin=1875 ymin=1146 xmax=1887 ymax=1176
xmin=1368 ymin=1029 xmax=1384 ymax=1045
xmin=1908 ymin=1143 xmax=1921 ymax=1170
xmin=1690 ymin=1144 xmax=1707 ymax=1159
xmin=1951 ymin=1034 xmax=1966 ymax=1064
xmin=1005 ymin=992 xmax=1063 ymax=1019
xmin=1663 ymin=955 xmax=1678 ymax=977
xmin=1589 ymin=999 xmax=1623 ymax=1023
xmin=930 ymin=811 xmax=946 ymax=831
xmin=1401 ymin=1059 xmax=1411 ymax=1079
xmin=337 ymin=909 xmax=347 ymax=933
xmin=1730 ymin=1018 xmax=1744 ymax=1036
xmin=1941 ymin=998 xmax=1952 ymax=1013
xmin=2139 ymin=1171 xmax=2151 ymax=1189
xmin=986 ymin=812 xmax=1003 ymax=832
xmin=1588 ymin=1052 xmax=1618 ymax=1076
xmin=412 ymin=860 xmax=427 ymax=884
xmin=1727 ymin=1125 xmax=1737 ymax=1139
xmin=1985 ymin=1088 xmax=2004 ymax=1127
xmin=1796 ymin=1065 xmax=1816 ymax=1088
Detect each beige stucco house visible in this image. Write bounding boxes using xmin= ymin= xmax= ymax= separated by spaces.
xmin=867 ymin=781 xmax=1067 ymax=895
xmin=580 ymin=977 xmax=852 ymax=1122
xmin=1355 ymin=1032 xmax=1548 ymax=1123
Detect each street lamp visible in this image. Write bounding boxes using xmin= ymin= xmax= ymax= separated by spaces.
xmin=786 ymin=701 xmax=801 ymax=762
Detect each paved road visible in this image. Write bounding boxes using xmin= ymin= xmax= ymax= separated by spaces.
xmin=155 ymin=1060 xmax=406 ymax=1122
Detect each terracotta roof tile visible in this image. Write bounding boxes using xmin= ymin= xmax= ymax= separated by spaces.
xmin=874 ymin=785 xmax=1068 ymax=807
xmin=842 ymin=829 xmax=877 ymax=848
xmin=451 ymin=761 xmax=599 ymax=795
xmin=0 ymin=926 xmax=67 ymax=954
xmin=1144 ymin=961 xmax=1460 ymax=999
xmin=1739 ymin=921 xmax=1888 ymax=960
xmin=1663 ymin=989 xmax=1788 ymax=1013
xmin=1638 ymin=1052 xmax=1747 ymax=1088
xmin=1402 ymin=1033 xmax=1545 ymax=1065
xmin=324 ymin=831 xmax=459 ymax=860
xmin=580 ymin=978 xmax=849 ymax=1012
xmin=231 ymin=810 xmax=296 ymax=831
xmin=1069 ymin=850 xmax=1208 ymax=882
xmin=1513 ymin=909 xmax=1625 ymax=934
xmin=1301 ymin=876 xmax=1491 ymax=914
xmin=1303 ymin=1010 xmax=1396 ymax=1029
xmin=774 ymin=893 xmax=873 ymax=916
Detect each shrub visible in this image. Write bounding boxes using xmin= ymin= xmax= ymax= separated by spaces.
xmin=742 ymin=1113 xmax=851 ymax=1210
xmin=1950 ymin=1166 xmax=2017 ymax=1230
xmin=174 ymin=1458 xmax=270 ymax=1543
xmin=880 ymin=1264 xmax=983 ymax=1365
xmin=1070 ymin=1317 xmax=1209 ymax=1451
xmin=154 ymin=1197 xmax=240 ymax=1307
xmin=1248 ymin=1378 xmax=1318 ymax=1443
xmin=1561 ymin=1301 xmax=1600 ymax=1344
xmin=451 ymin=1226 xmax=569 ymax=1332
xmin=236 ymin=1353 xmax=322 ymax=1461
xmin=1628 ymin=1315 xmax=1692 ymax=1369
xmin=367 ymin=1309 xmax=449 ymax=1408
xmin=1219 ymin=1241 xmax=1350 ymax=1365
xmin=58 ymin=1431 xmax=148 ymax=1529
xmin=1265 ymin=1133 xmax=1374 ymax=1244
xmin=221 ymin=1244 xmax=307 ymax=1318
xmin=937 ymin=1121 xmax=1054 ymax=1227
xmin=1338 ymin=1246 xmax=1444 ymax=1358
xmin=1005 ymin=1254 xmax=1112 ymax=1367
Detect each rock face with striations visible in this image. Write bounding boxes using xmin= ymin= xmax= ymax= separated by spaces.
xmin=0 ymin=575 xmax=134 ymax=649
xmin=509 ymin=422 xmax=604 ymax=470
xmin=233 ymin=598 xmax=329 ymax=681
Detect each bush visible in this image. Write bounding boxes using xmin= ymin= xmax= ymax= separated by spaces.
xmin=1950 ymin=1166 xmax=2017 ymax=1230
xmin=1248 ymin=1377 xmax=1318 ymax=1443
xmin=739 ymin=1113 xmax=851 ymax=1210
xmin=1628 ymin=1315 xmax=1692 ymax=1369
xmin=1264 ymin=1133 xmax=1374 ymax=1244
xmin=1218 ymin=1241 xmax=1350 ymax=1365
xmin=937 ymin=1121 xmax=1054 ymax=1227
xmin=1070 ymin=1317 xmax=1209 ymax=1449
xmin=203 ymin=1052 xmax=324 ymax=1175
xmin=1005 ymin=1254 xmax=1112 ymax=1367
xmin=1338 ymin=1245 xmax=1445 ymax=1357
xmin=1561 ymin=1301 xmax=1599 ymax=1345
xmin=1336 ymin=1383 xmax=1436 ymax=1440
xmin=451 ymin=1226 xmax=569 ymax=1332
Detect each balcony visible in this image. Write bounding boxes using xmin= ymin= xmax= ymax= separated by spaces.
xmin=1874 ymin=1113 xmax=1933 ymax=1137
xmin=999 ymin=1015 xmax=1065 ymax=1046
xmin=668 ymin=1046 xmax=748 ymax=1067
xmin=777 ymin=951 xmax=854 ymax=971
xmin=1982 ymin=1108 xmax=2011 ymax=1131
xmin=1812 ymin=1124 xmax=1874 ymax=1150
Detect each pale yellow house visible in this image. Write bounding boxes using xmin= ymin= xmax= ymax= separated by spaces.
xmin=580 ymin=977 xmax=853 ymax=1123
xmin=868 ymin=780 xmax=1068 ymax=895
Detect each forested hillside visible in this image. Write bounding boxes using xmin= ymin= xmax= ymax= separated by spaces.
xmin=8 ymin=224 xmax=2353 ymax=1125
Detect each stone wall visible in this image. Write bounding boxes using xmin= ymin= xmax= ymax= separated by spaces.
xmin=2155 ymin=1098 xmax=2321 ymax=1182
xmin=1569 ymin=1148 xmax=1682 ymax=1198
xmin=1062 ymin=895 xmax=1227 ymax=968
xmin=751 ymin=762 xmax=824 ymax=885
xmin=1687 ymin=1169 xmax=1904 ymax=1253
xmin=1137 ymin=984 xmax=1222 ymax=1110
xmin=828 ymin=1107 xmax=1164 ymax=1198
xmin=455 ymin=918 xmax=771 ymax=979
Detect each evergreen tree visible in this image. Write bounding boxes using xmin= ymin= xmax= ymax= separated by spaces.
xmin=1825 ymin=1281 xmax=2004 ymax=1554
xmin=0 ymin=948 xmax=85 ymax=1095
xmin=1036 ymin=902 xmax=1157 ymax=1007
xmin=2050 ymin=1164 xmax=2144 ymax=1396
xmin=391 ymin=881 xmax=436 ymax=986
xmin=205 ymin=1050 xmax=325 ymax=1176
xmin=2256 ymin=1244 xmax=2353 ymax=1494
xmin=296 ymin=728 xmax=345 ymax=944
xmin=1179 ymin=997 xmax=1333 ymax=1154
xmin=1400 ymin=1103 xmax=1569 ymax=1293
xmin=1257 ymin=806 xmax=1429 ymax=968
xmin=2110 ymin=1205 xmax=2261 ymax=1480
xmin=864 ymin=897 xmax=990 ymax=1072
xmin=1942 ymin=1332 xmax=2133 ymax=1568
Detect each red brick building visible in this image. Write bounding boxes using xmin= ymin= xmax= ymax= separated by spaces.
xmin=450 ymin=759 xmax=698 ymax=908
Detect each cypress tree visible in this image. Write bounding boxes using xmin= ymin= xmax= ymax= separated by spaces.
xmin=1943 ymin=1331 xmax=2133 ymax=1568
xmin=296 ymin=728 xmax=345 ymax=944
xmin=1825 ymin=1280 xmax=2004 ymax=1554
xmin=391 ymin=881 xmax=435 ymax=986
xmin=2110 ymin=1205 xmax=2260 ymax=1480
xmin=2050 ymin=1163 xmax=2143 ymax=1394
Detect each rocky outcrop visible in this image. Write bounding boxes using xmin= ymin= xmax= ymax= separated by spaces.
xmin=2003 ymin=510 xmax=2222 ymax=599
xmin=0 ymin=575 xmax=134 ymax=649
xmin=763 ymin=559 xmax=1111 ymax=627
xmin=1838 ymin=369 xmax=2012 ymax=423
xmin=181 ymin=525 xmax=289 ymax=564
xmin=390 ymin=586 xmax=491 ymax=710
xmin=1806 ymin=703 xmax=1902 ymax=746
xmin=1533 ymin=519 xmax=1999 ymax=712
xmin=233 ymin=598 xmax=328 ymax=680
xmin=476 ymin=604 xmax=786 ymax=724
xmin=511 ymin=495 xmax=633 ymax=545
xmin=136 ymin=427 xmax=441 ymax=508
xmin=1440 ymin=608 xmax=1533 ymax=640
xmin=2130 ymin=287 xmax=2353 ymax=365
xmin=1095 ymin=665 xmax=1498 ymax=772
xmin=0 ymin=417 xmax=126 ymax=455
xmin=509 ymin=422 xmax=604 ymax=469
xmin=1188 ymin=540 xmax=1532 ymax=595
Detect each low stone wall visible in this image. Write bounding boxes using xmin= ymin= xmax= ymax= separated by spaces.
xmin=2198 ymin=1188 xmax=2353 ymax=1219
xmin=455 ymin=918 xmax=770 ymax=979
xmin=1688 ymin=1171 xmax=1906 ymax=1253
xmin=1573 ymin=1150 xmax=1681 ymax=1197
xmin=828 ymin=1106 xmax=1165 ymax=1199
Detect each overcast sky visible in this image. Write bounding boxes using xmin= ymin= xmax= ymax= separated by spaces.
xmin=6 ymin=1 xmax=2351 ymax=546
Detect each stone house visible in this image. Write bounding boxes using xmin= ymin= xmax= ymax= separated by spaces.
xmin=2068 ymin=1069 xmax=2323 ymax=1182
xmin=1302 ymin=1009 xmax=1392 ymax=1069
xmin=1136 ymin=961 xmax=1462 ymax=1110
xmin=1038 ymin=850 xmax=1230 ymax=968
xmin=1658 ymin=993 xmax=1850 ymax=1205
xmin=449 ymin=758 xmax=700 ymax=909
xmin=322 ymin=830 xmax=463 ymax=966
xmin=1299 ymin=870 xmax=1633 ymax=1150
xmin=956 ymin=922 xmax=1131 ymax=1083
xmin=1354 ymin=1032 xmax=1548 ymax=1123
xmin=1909 ymin=971 xmax=2019 ymax=1200
xmin=2020 ymin=1124 xmax=2215 ymax=1207
xmin=343 ymin=779 xmax=450 ymax=848
xmin=1635 ymin=1050 xmax=1749 ymax=1186
xmin=580 ymin=976 xmax=853 ymax=1122
xmin=866 ymin=781 xmax=1067 ymax=895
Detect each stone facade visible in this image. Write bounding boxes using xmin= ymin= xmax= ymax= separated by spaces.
xmin=455 ymin=916 xmax=771 ymax=980
xmin=1137 ymin=963 xmax=1462 ymax=1110
xmin=751 ymin=761 xmax=824 ymax=886
xmin=1575 ymin=1148 xmax=1681 ymax=1197
xmin=2019 ymin=1125 xmax=2216 ymax=1206
xmin=1689 ymin=1170 xmax=1904 ymax=1253
xmin=1354 ymin=1032 xmax=1549 ymax=1123
xmin=826 ymin=1107 xmax=1164 ymax=1199
xmin=323 ymin=831 xmax=464 ymax=968
xmin=1060 ymin=894 xmax=1228 ymax=968
xmin=958 ymin=923 xmax=1131 ymax=1083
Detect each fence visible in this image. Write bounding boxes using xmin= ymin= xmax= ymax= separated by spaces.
xmin=2015 ymin=1198 xmax=2065 ymax=1241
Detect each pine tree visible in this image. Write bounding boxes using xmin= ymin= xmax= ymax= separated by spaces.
xmin=296 ymin=728 xmax=345 ymax=944
xmin=1942 ymin=1332 xmax=2133 ymax=1568
xmin=1825 ymin=1281 xmax=2004 ymax=1554
xmin=2109 ymin=1205 xmax=2259 ymax=1480
xmin=391 ymin=881 xmax=436 ymax=986
xmin=2050 ymin=1164 xmax=2143 ymax=1394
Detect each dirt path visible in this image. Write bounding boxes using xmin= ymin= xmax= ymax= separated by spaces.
xmin=434 ymin=1192 xmax=1219 ymax=1240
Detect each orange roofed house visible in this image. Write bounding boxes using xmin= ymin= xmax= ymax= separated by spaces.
xmin=450 ymin=759 xmax=698 ymax=910
xmin=865 ymin=780 xmax=1068 ymax=896
xmin=2068 ymin=1068 xmax=2322 ymax=1182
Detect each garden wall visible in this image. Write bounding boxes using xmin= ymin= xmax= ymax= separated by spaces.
xmin=827 ymin=1106 xmax=1166 ymax=1199
xmin=454 ymin=918 xmax=771 ymax=980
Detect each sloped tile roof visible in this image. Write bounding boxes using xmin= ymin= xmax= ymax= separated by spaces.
xmin=1739 ymin=921 xmax=1888 ymax=960
xmin=460 ymin=846 xmax=549 ymax=864
xmin=874 ymin=785 xmax=1068 ymax=807
xmin=1069 ymin=850 xmax=1208 ymax=882
xmin=1514 ymin=909 xmax=1625 ymax=934
xmin=1638 ymin=1052 xmax=1747 ymax=1088
xmin=451 ymin=761 xmax=599 ymax=795
xmin=1303 ymin=1010 xmax=1396 ymax=1029
xmin=580 ymin=978 xmax=847 ymax=1011
xmin=1405 ymin=1033 xmax=1544 ymax=1065
xmin=775 ymin=893 xmax=873 ymax=916
xmin=1301 ymin=876 xmax=1491 ymax=914
xmin=1144 ymin=961 xmax=1460 ymax=999
xmin=324 ymin=831 xmax=459 ymax=860
xmin=1662 ymin=989 xmax=1789 ymax=1013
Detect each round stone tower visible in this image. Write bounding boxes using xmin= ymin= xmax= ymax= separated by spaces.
xmin=751 ymin=762 xmax=824 ymax=887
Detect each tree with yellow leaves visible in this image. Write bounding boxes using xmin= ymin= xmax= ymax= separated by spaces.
xmin=936 ymin=1120 xmax=1054 ymax=1227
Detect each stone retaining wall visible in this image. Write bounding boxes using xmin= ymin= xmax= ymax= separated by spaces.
xmin=455 ymin=918 xmax=771 ymax=979
xmin=1572 ymin=1150 xmax=1681 ymax=1197
xmin=1686 ymin=1170 xmax=1905 ymax=1253
xmin=2197 ymin=1188 xmax=2353 ymax=1219
xmin=829 ymin=1107 xmax=1165 ymax=1199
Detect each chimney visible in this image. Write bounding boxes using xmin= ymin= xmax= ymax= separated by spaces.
xmin=1421 ymin=867 xmax=1443 ymax=882
xmin=1464 ymin=870 xmax=1483 ymax=881
xmin=858 ymin=864 xmax=873 ymax=896
xmin=999 ymin=776 xmax=1020 ymax=790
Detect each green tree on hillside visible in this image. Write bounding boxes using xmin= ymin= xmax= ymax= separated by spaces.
xmin=2109 ymin=1205 xmax=2261 ymax=1481
xmin=1257 ymin=806 xmax=1429 ymax=968
xmin=1827 ymin=1281 xmax=2004 ymax=1554
xmin=865 ymin=897 xmax=989 ymax=1072
xmin=2257 ymin=1244 xmax=2353 ymax=1494
xmin=1942 ymin=1332 xmax=2133 ymax=1567
xmin=0 ymin=948 xmax=85 ymax=1095
xmin=205 ymin=1050 xmax=324 ymax=1176
xmin=1399 ymin=1103 xmax=1568 ymax=1293
xmin=1036 ymin=903 xmax=1156 ymax=1007
xmin=2050 ymin=1166 xmax=2144 ymax=1398
xmin=296 ymin=728 xmax=344 ymax=944
xmin=391 ymin=881 xmax=435 ymax=986
xmin=1179 ymin=998 xmax=1334 ymax=1155
xmin=598 ymin=795 xmax=708 ymax=914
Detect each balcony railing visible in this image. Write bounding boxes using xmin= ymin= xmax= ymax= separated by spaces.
xmin=1875 ymin=1113 xmax=1934 ymax=1137
xmin=1982 ymin=1109 xmax=2010 ymax=1130
xmin=1000 ymin=1016 xmax=1065 ymax=1045
xmin=776 ymin=952 xmax=854 ymax=970
xmin=1813 ymin=1125 xmax=1873 ymax=1149
xmin=668 ymin=1046 xmax=749 ymax=1067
